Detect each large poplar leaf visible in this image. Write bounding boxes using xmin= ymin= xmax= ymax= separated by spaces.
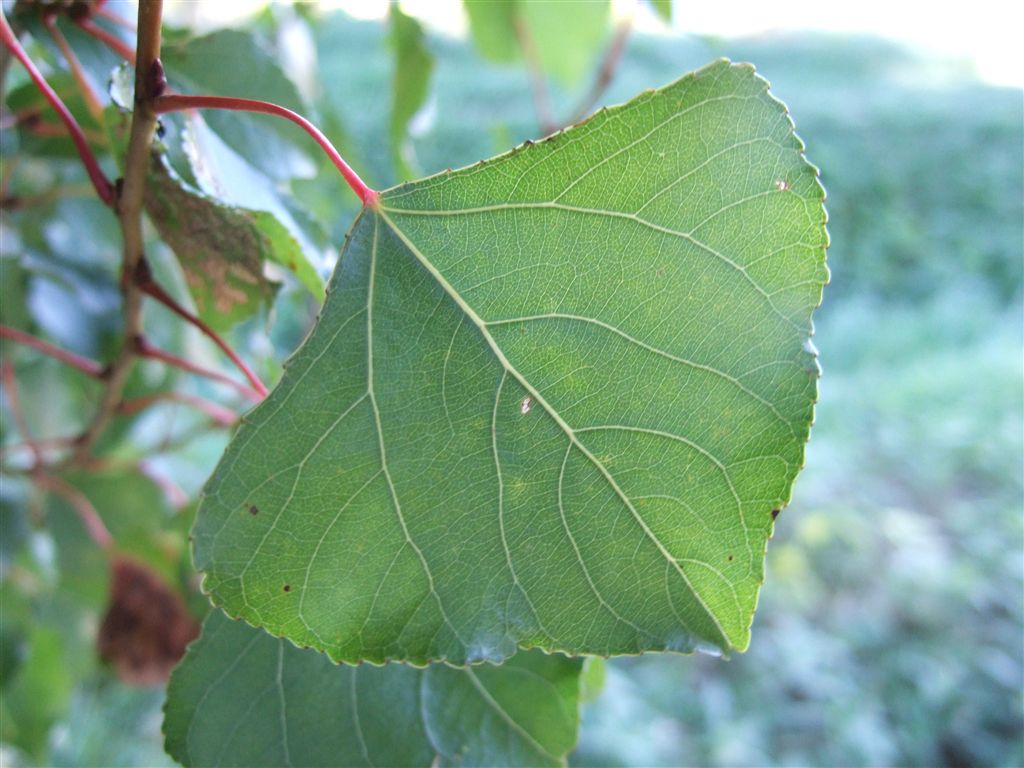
xmin=194 ymin=60 xmax=828 ymax=665
xmin=164 ymin=610 xmax=582 ymax=767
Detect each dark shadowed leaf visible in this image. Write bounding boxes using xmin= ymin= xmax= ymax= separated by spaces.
xmin=164 ymin=610 xmax=582 ymax=767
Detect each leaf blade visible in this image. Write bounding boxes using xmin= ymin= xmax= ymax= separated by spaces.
xmin=194 ymin=59 xmax=827 ymax=664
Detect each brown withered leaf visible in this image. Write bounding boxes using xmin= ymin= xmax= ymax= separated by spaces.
xmin=98 ymin=556 xmax=199 ymax=686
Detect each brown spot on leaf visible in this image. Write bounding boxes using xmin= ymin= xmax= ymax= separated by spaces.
xmin=249 ymin=504 xmax=259 ymax=516
xmin=727 ymin=554 xmax=734 ymax=561
xmin=771 ymin=509 xmax=781 ymax=520
xmin=282 ymin=584 xmax=291 ymax=593
xmin=98 ymin=557 xmax=199 ymax=686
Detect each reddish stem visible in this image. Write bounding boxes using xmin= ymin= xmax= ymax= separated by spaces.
xmin=44 ymin=15 xmax=104 ymax=117
xmin=1 ymin=325 xmax=106 ymax=378
xmin=135 ymin=266 xmax=268 ymax=397
xmin=136 ymin=460 xmax=189 ymax=508
xmin=95 ymin=6 xmax=137 ymax=32
xmin=118 ymin=391 xmax=237 ymax=426
xmin=35 ymin=472 xmax=114 ymax=550
xmin=1 ymin=361 xmax=42 ymax=466
xmin=0 ymin=10 xmax=115 ymax=206
xmin=153 ymin=93 xmax=378 ymax=206
xmin=74 ymin=17 xmax=136 ymax=64
xmin=134 ymin=336 xmax=262 ymax=402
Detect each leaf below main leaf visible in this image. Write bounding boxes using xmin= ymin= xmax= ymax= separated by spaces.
xmin=194 ymin=59 xmax=828 ymax=665
xmin=164 ymin=610 xmax=582 ymax=767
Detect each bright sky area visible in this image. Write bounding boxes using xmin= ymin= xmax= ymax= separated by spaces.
xmin=164 ymin=0 xmax=1023 ymax=88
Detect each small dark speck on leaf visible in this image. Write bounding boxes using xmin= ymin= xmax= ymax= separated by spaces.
xmin=283 ymin=584 xmax=291 ymax=593
xmin=771 ymin=509 xmax=781 ymax=520
xmin=727 ymin=554 xmax=734 ymax=561
xmin=249 ymin=505 xmax=259 ymax=515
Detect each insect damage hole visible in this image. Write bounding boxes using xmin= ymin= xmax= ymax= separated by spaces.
xmin=520 ymin=396 xmax=533 ymax=414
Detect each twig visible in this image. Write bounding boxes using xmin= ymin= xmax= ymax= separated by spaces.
xmin=0 ymin=435 xmax=76 ymax=462
xmin=153 ymin=93 xmax=378 ymax=206
xmin=0 ymin=9 xmax=114 ymax=205
xmin=135 ymin=336 xmax=262 ymax=402
xmin=43 ymin=14 xmax=104 ymax=118
xmin=118 ymin=391 xmax=237 ymax=426
xmin=134 ymin=260 xmax=268 ymax=397
xmin=567 ymin=19 xmax=632 ymax=126
xmin=72 ymin=0 xmax=164 ymax=464
xmin=35 ymin=472 xmax=114 ymax=550
xmin=512 ymin=16 xmax=556 ymax=135
xmin=74 ymin=17 xmax=136 ymax=64
xmin=1 ymin=361 xmax=41 ymax=466
xmin=0 ymin=324 xmax=106 ymax=378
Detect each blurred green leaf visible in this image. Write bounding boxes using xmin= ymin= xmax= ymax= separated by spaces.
xmin=388 ymin=5 xmax=434 ymax=180
xmin=165 ymin=610 xmax=583 ymax=767
xmin=194 ymin=61 xmax=827 ymax=664
xmin=47 ymin=469 xmax=179 ymax=607
xmin=649 ymin=0 xmax=672 ymax=22
xmin=519 ymin=1 xmax=610 ymax=85
xmin=4 ymin=73 xmax=108 ymax=160
xmin=464 ymin=0 xmax=520 ymax=63
xmin=0 ymin=626 xmax=74 ymax=758
xmin=463 ymin=0 xmax=610 ymax=85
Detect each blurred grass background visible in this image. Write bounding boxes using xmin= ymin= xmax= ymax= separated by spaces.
xmin=7 ymin=6 xmax=1022 ymax=767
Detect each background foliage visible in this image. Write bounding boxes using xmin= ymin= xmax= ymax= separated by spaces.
xmin=1 ymin=2 xmax=1021 ymax=767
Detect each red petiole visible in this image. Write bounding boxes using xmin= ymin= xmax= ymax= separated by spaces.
xmin=134 ymin=263 xmax=268 ymax=398
xmin=153 ymin=93 xmax=379 ymax=206
xmin=74 ymin=16 xmax=136 ymax=64
xmin=134 ymin=336 xmax=263 ymax=402
xmin=1 ymin=324 xmax=106 ymax=378
xmin=0 ymin=10 xmax=115 ymax=206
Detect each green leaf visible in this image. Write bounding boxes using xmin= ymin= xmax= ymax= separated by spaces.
xmin=649 ymin=0 xmax=673 ymax=22
xmin=519 ymin=1 xmax=610 ymax=86
xmin=145 ymin=151 xmax=323 ymax=329
xmin=463 ymin=0 xmax=520 ymax=63
xmin=194 ymin=60 xmax=828 ymax=665
xmin=463 ymin=0 xmax=610 ymax=86
xmin=389 ymin=5 xmax=435 ymax=180
xmin=175 ymin=110 xmax=329 ymax=292
xmin=0 ymin=626 xmax=74 ymax=758
xmin=164 ymin=610 xmax=582 ymax=767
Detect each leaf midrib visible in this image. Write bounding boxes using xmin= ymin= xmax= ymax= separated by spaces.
xmin=375 ymin=206 xmax=734 ymax=650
